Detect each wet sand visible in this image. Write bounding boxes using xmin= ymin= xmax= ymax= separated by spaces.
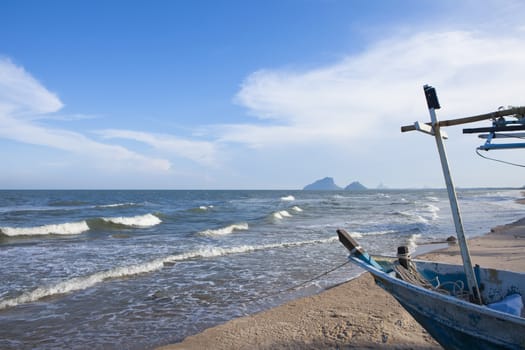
xmin=158 ymin=217 xmax=525 ymax=350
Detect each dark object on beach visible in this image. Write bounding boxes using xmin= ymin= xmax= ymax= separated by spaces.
xmin=446 ymin=236 xmax=457 ymax=243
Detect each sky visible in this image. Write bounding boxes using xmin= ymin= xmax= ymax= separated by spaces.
xmin=0 ymin=0 xmax=524 ymax=189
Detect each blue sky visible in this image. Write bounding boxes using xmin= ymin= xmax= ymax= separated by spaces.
xmin=0 ymin=0 xmax=524 ymax=189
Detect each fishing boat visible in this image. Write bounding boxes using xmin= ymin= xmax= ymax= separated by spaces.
xmin=338 ymin=229 xmax=525 ymax=349
xmin=338 ymin=85 xmax=525 ymax=350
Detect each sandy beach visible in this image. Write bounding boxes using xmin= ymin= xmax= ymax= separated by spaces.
xmin=159 ymin=217 xmax=525 ymax=350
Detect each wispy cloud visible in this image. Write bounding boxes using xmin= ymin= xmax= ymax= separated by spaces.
xmin=229 ymin=30 xmax=525 ymax=148
xmin=0 ymin=57 xmax=63 ymax=116
xmin=96 ymin=129 xmax=218 ymax=166
xmin=0 ymin=58 xmax=171 ymax=173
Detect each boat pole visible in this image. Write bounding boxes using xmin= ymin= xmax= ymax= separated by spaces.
xmin=423 ymin=85 xmax=482 ymax=304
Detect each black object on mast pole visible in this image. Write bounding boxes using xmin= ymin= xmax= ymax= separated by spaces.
xmin=423 ymin=85 xmax=482 ymax=304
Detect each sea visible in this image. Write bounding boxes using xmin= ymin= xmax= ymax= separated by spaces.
xmin=0 ymin=188 xmax=523 ymax=349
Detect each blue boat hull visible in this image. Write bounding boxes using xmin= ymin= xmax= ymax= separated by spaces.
xmin=357 ymin=258 xmax=525 ymax=350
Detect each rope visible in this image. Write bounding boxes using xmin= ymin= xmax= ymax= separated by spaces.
xmin=393 ymin=261 xmax=470 ymax=301
xmin=241 ymin=260 xmax=351 ymax=305
xmin=393 ymin=262 xmax=434 ymax=289
xmin=476 ymin=149 xmax=525 ymax=167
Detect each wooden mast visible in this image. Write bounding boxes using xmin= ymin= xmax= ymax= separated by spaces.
xmin=403 ymin=85 xmax=482 ymax=304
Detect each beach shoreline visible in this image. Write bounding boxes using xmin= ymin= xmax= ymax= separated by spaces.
xmin=158 ymin=216 xmax=525 ymax=350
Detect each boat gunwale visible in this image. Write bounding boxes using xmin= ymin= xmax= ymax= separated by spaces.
xmin=349 ymin=255 xmax=525 ymax=324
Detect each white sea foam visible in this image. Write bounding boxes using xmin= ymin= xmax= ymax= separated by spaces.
xmin=397 ymin=210 xmax=429 ymax=223
xmin=349 ymin=230 xmax=394 ymax=238
xmin=0 ymin=259 xmax=166 ymax=310
xmin=96 ymin=202 xmax=138 ymax=208
xmin=0 ymin=236 xmax=339 ymax=310
xmin=164 ymin=236 xmax=340 ymax=264
xmin=273 ymin=210 xmax=292 ymax=220
xmin=280 ymin=195 xmax=295 ymax=201
xmin=199 ymin=223 xmax=249 ymax=236
xmin=415 ymin=215 xmax=429 ymax=223
xmin=102 ymin=213 xmax=161 ymax=227
xmin=198 ymin=205 xmax=214 ymax=211
xmin=0 ymin=221 xmax=90 ymax=237
xmin=407 ymin=233 xmax=422 ymax=251
xmin=291 ymin=206 xmax=303 ymax=212
xmin=424 ymin=204 xmax=440 ymax=220
xmin=426 ymin=204 xmax=440 ymax=212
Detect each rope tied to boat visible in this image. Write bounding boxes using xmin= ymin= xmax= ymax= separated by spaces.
xmin=239 ymin=260 xmax=352 ymax=306
xmin=393 ymin=260 xmax=470 ymax=301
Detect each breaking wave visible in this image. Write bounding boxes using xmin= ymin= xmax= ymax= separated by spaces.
xmin=0 ymin=214 xmax=162 ymax=237
xmin=392 ymin=210 xmax=429 ymax=224
xmin=273 ymin=210 xmax=292 ymax=220
xmin=423 ymin=204 xmax=440 ymax=220
xmin=291 ymin=206 xmax=303 ymax=212
xmin=280 ymin=195 xmax=295 ymax=201
xmin=347 ymin=230 xmax=395 ymax=239
xmin=96 ymin=202 xmax=140 ymax=209
xmin=199 ymin=223 xmax=249 ymax=236
xmin=0 ymin=236 xmax=339 ymax=310
xmin=0 ymin=221 xmax=90 ymax=237
xmin=101 ymin=214 xmax=161 ymax=227
xmin=407 ymin=233 xmax=422 ymax=251
xmin=198 ymin=205 xmax=214 ymax=211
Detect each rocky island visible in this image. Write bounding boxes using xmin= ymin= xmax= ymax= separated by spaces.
xmin=303 ymin=177 xmax=367 ymax=191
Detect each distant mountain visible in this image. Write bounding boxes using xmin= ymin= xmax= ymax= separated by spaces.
xmin=303 ymin=177 xmax=342 ymax=191
xmin=344 ymin=181 xmax=367 ymax=191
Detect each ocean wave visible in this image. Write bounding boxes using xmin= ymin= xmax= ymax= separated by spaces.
xmin=198 ymin=205 xmax=214 ymax=211
xmin=101 ymin=213 xmax=161 ymax=228
xmin=423 ymin=204 xmax=440 ymax=220
xmin=0 ymin=259 xmax=166 ymax=310
xmin=48 ymin=200 xmax=89 ymax=207
xmin=164 ymin=236 xmax=339 ymax=264
xmin=199 ymin=223 xmax=249 ymax=236
xmin=273 ymin=210 xmax=292 ymax=220
xmin=392 ymin=210 xmax=429 ymax=224
xmin=365 ymin=230 xmax=396 ymax=236
xmin=0 ymin=236 xmax=339 ymax=310
xmin=407 ymin=233 xmax=422 ymax=251
xmin=280 ymin=195 xmax=295 ymax=201
xmin=291 ymin=206 xmax=303 ymax=213
xmin=96 ymin=202 xmax=140 ymax=209
xmin=0 ymin=221 xmax=90 ymax=237
xmin=348 ymin=230 xmax=395 ymax=239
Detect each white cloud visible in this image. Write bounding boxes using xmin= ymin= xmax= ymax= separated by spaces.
xmin=96 ymin=129 xmax=218 ymax=166
xmin=0 ymin=58 xmax=171 ymax=173
xmin=230 ymin=30 xmax=525 ymax=148
xmin=0 ymin=115 xmax=171 ymax=172
xmin=0 ymin=57 xmax=63 ymax=116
